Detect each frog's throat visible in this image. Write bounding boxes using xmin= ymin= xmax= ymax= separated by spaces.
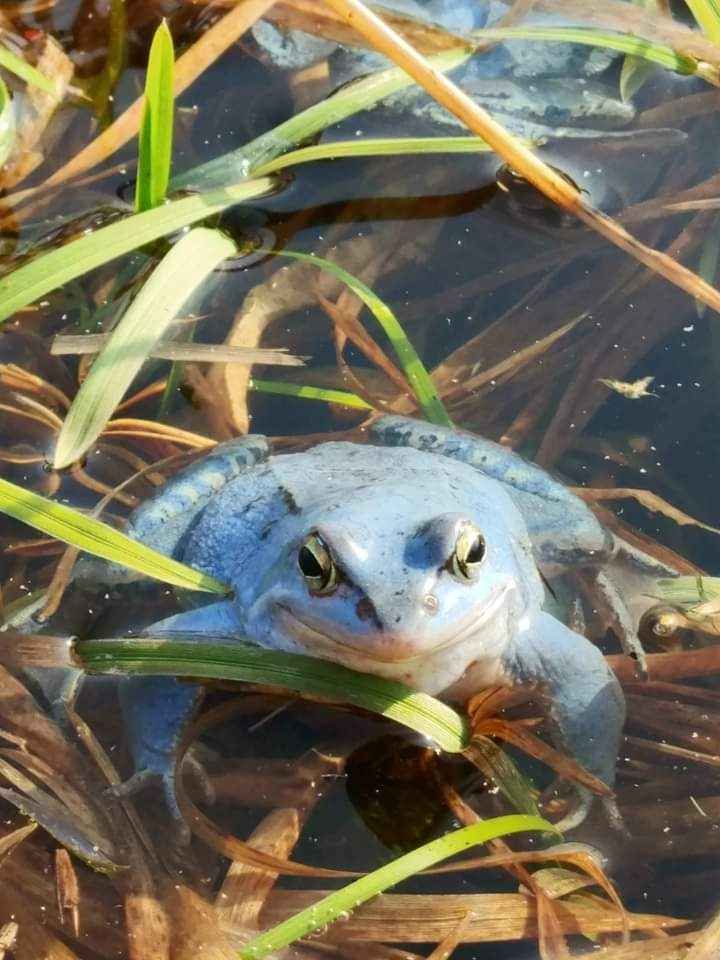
xmin=275 ymin=582 xmax=512 ymax=665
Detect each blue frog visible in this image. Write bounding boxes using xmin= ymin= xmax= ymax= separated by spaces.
xmin=108 ymin=415 xmax=676 ymax=832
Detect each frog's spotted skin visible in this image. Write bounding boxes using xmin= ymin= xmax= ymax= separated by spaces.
xmin=119 ymin=415 xmax=671 ymax=825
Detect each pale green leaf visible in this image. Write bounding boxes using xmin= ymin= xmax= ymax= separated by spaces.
xmin=135 ymin=20 xmax=174 ymax=212
xmin=0 ymin=42 xmax=55 ymax=94
xmin=238 ymin=815 xmax=554 ymax=957
xmin=655 ymin=576 xmax=720 ymax=605
xmin=0 ymin=478 xmax=228 ymax=594
xmin=685 ymin=0 xmax=720 ymax=44
xmin=0 ymin=75 xmax=14 ymax=167
xmin=53 ymin=228 xmax=236 ymax=469
xmin=0 ymin=177 xmax=274 ymax=326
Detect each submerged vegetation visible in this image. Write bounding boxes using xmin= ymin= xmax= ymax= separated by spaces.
xmin=1 ymin=0 xmax=720 ymax=957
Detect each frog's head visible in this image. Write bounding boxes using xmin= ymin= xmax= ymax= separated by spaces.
xmin=242 ymin=485 xmax=538 ymax=694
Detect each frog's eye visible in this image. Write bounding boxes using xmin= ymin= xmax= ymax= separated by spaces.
xmin=450 ymin=524 xmax=486 ymax=582
xmin=298 ymin=533 xmax=338 ymax=595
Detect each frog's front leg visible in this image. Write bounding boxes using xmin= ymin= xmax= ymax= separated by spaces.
xmin=503 ymin=611 xmax=625 ymax=792
xmin=115 ymin=600 xmax=240 ymax=839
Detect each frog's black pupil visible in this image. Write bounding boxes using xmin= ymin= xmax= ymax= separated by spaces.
xmin=466 ymin=535 xmax=485 ymax=564
xmin=299 ymin=545 xmax=324 ymax=579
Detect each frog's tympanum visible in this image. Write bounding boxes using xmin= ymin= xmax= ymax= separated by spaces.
xmin=115 ymin=415 xmax=675 ymax=828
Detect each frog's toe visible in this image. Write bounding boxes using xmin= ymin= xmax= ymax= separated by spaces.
xmin=107 ymin=763 xmax=191 ymax=845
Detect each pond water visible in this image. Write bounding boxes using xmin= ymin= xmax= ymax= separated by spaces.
xmin=0 ymin=1 xmax=719 ymax=958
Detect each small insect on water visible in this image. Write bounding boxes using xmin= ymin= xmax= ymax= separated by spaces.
xmin=597 ymin=375 xmax=658 ymax=399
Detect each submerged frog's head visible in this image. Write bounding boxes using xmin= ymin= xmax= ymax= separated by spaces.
xmin=240 ymin=465 xmax=541 ymax=694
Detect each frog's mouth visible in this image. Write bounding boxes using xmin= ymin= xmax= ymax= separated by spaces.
xmin=275 ymin=583 xmax=511 ymax=665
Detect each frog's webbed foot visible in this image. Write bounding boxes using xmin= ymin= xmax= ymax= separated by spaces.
xmin=115 ymin=604 xmax=240 ymax=840
xmin=504 ymin=611 xmax=626 ymax=805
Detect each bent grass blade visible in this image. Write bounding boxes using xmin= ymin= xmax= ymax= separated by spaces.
xmin=250 ymin=379 xmax=372 ymax=410
xmin=53 ymin=228 xmax=236 ymax=469
xmin=237 ymin=815 xmax=554 ymax=958
xmin=251 ymin=135 xmax=498 ymax=177
xmin=0 ymin=478 xmax=228 ymax=594
xmin=135 ymin=19 xmax=175 ymax=212
xmin=277 ymin=251 xmax=451 ymax=426
xmin=71 ymin=636 xmax=470 ymax=753
xmin=0 ymin=178 xmax=274 ymax=326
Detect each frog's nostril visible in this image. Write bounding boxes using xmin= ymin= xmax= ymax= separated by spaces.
xmin=424 ymin=594 xmax=439 ymax=615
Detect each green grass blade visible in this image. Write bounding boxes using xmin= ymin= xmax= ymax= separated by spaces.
xmin=135 ymin=20 xmax=174 ymax=212
xmin=250 ymin=379 xmax=372 ymax=409
xmin=0 ymin=479 xmax=228 ymax=594
xmin=685 ymin=0 xmax=720 ymax=44
xmin=0 ymin=178 xmax=274 ymax=327
xmin=0 ymin=42 xmax=55 ymax=93
xmin=277 ymin=251 xmax=451 ymax=427
xmin=464 ymin=736 xmax=540 ymax=817
xmin=655 ymin=575 xmax=720 ymax=605
xmin=473 ymin=26 xmax=705 ymax=78
xmin=251 ymin=135 xmax=496 ymax=177
xmin=0 ymin=75 xmax=14 ymax=167
xmin=53 ymin=228 xmax=236 ymax=469
xmin=74 ymin=637 xmax=470 ymax=753
xmin=177 ymin=47 xmax=473 ymax=189
xmin=239 ymin=815 xmax=554 ymax=958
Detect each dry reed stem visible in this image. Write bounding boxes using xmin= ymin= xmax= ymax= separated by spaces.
xmin=685 ymin=906 xmax=720 ymax=960
xmin=322 ymin=0 xmax=720 ymax=315
xmin=217 ymin=808 xmax=301 ymax=927
xmin=260 ymin=889 xmax=683 ymax=942
xmin=609 ymin=645 xmax=720 ymax=682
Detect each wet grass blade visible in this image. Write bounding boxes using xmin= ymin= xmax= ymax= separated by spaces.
xmin=69 ymin=637 xmax=470 ymax=753
xmin=53 ymin=228 xmax=236 ymax=469
xmin=135 ymin=20 xmax=174 ymax=212
xmin=655 ymin=575 xmax=720 ymax=604
xmin=0 ymin=178 xmax=274 ymax=326
xmin=238 ymin=815 xmax=554 ymax=958
xmin=251 ymin=135 xmax=497 ymax=177
xmin=472 ymin=26 xmax=715 ymax=81
xmin=619 ymin=0 xmax=664 ymax=102
xmin=178 ymin=47 xmax=473 ymax=189
xmin=685 ymin=0 xmax=720 ymax=45
xmin=0 ymin=76 xmax=13 ymax=167
xmin=0 ymin=479 xmax=228 ymax=593
xmin=277 ymin=251 xmax=451 ymax=426
xmin=0 ymin=42 xmax=55 ymax=93
xmin=250 ymin=379 xmax=372 ymax=409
